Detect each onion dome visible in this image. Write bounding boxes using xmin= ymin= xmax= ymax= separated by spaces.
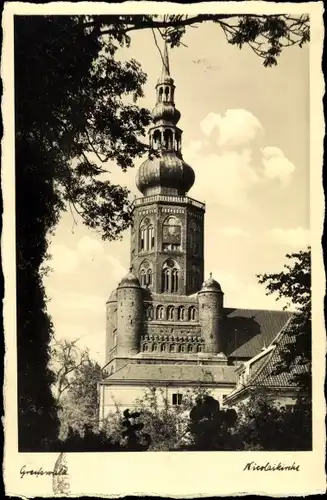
xmin=118 ymin=267 xmax=141 ymax=288
xmin=151 ymin=102 xmax=181 ymax=125
xmin=200 ymin=273 xmax=222 ymax=292
xmin=136 ymin=42 xmax=195 ymax=197
xmin=136 ymin=153 xmax=195 ymax=196
xmin=106 ymin=288 xmax=117 ymax=303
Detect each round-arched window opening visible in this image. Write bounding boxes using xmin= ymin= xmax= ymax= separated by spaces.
xmin=162 ymin=258 xmax=180 ymax=293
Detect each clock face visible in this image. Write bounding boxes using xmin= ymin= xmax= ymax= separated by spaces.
xmin=168 ymin=224 xmax=178 ymax=235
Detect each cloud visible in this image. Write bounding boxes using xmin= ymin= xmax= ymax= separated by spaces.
xmin=261 ymin=146 xmax=296 ymax=187
xmin=49 ymin=245 xmax=79 ymax=273
xmin=221 ymin=227 xmax=250 ymax=238
xmin=48 ymin=236 xmax=127 ymax=281
xmin=77 ymin=236 xmax=105 ymax=260
xmin=104 ymin=254 xmax=128 ymax=281
xmin=190 ymin=148 xmax=260 ymax=208
xmin=209 ymin=270 xmax=289 ymax=310
xmin=200 ymin=109 xmax=263 ymax=148
xmin=266 ymin=227 xmax=310 ymax=248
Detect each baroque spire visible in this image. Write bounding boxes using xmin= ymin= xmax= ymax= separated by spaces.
xmin=135 ymin=42 xmax=195 ymax=197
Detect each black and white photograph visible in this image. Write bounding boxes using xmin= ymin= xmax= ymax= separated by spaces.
xmin=2 ymin=1 xmax=325 ymax=497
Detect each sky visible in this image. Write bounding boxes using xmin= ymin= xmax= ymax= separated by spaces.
xmin=43 ymin=21 xmax=310 ymax=363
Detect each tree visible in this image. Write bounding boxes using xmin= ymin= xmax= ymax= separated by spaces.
xmin=257 ymin=248 xmax=311 ymax=393
xmin=15 ymin=14 xmax=310 ymax=450
xmin=234 ymin=388 xmax=312 ymax=451
xmin=103 ymin=386 xmax=229 ymax=451
xmin=50 ymin=339 xmax=105 ymax=439
xmin=15 ymin=15 xmax=150 ymax=450
xmin=50 ymin=338 xmax=90 ymax=403
xmin=85 ymin=14 xmax=310 ymax=68
xmin=186 ymin=394 xmax=238 ymax=451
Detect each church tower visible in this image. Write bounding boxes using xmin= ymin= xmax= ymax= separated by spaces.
xmin=105 ymin=43 xmax=226 ymax=370
xmin=132 ymin=43 xmax=205 ymax=295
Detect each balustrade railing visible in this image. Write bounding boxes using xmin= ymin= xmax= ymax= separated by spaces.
xmin=133 ymin=194 xmax=205 ymax=210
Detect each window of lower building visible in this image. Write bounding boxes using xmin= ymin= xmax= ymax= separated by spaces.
xmin=172 ymin=393 xmax=183 ymax=405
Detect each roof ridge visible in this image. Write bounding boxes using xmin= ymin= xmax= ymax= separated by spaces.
xmin=248 ymin=347 xmax=276 ymax=385
xmin=107 ymin=361 xmax=131 ymax=379
xmin=225 ymin=307 xmax=293 ymax=314
xmin=246 ymin=317 xmax=294 ymax=386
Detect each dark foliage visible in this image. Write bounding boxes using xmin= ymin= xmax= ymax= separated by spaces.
xmin=257 ymin=249 xmax=311 ymax=394
xmin=15 ymin=15 xmax=149 ymax=450
xmin=89 ymin=14 xmax=309 ymax=67
xmin=51 ymin=424 xmax=123 ymax=452
xmin=121 ymin=409 xmax=151 ymax=451
xmin=186 ymin=395 xmax=239 ymax=450
xmin=235 ymin=389 xmax=312 ymax=451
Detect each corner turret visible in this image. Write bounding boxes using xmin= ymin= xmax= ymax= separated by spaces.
xmin=198 ymin=273 xmax=224 ymax=354
xmin=116 ymin=267 xmax=144 ymax=357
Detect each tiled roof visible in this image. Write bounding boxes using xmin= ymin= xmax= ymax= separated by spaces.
xmin=224 ymin=308 xmax=293 ymax=359
xmin=250 ymin=325 xmax=307 ymax=388
xmin=105 ymin=363 xmax=237 ymax=385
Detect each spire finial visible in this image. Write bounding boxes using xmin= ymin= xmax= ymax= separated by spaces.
xmin=209 ymin=272 xmax=212 ymax=279
xmin=129 ymin=265 xmax=133 ymax=273
xmin=159 ymin=41 xmax=171 ymax=83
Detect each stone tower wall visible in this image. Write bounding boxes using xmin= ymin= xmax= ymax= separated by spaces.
xmin=131 ymin=200 xmax=205 ymax=295
xmin=198 ymin=291 xmax=224 ymax=353
xmin=105 ymin=299 xmax=117 ymax=364
xmin=116 ymin=286 xmax=144 ymax=356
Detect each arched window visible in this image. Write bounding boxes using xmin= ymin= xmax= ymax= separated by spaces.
xmin=158 ymin=87 xmax=163 ymax=102
xmin=153 ymin=129 xmax=161 ymax=150
xmin=197 ymin=345 xmax=203 ymax=353
xmin=164 ymin=86 xmax=170 ymax=102
xmin=143 ymin=344 xmax=149 ymax=352
xmin=178 ymin=306 xmax=185 ymax=321
xmin=140 ymin=269 xmax=146 ymax=286
xmin=175 ymin=130 xmax=181 ymax=151
xmin=153 ymin=344 xmax=158 ymax=352
xmin=145 ymin=305 xmax=153 ymax=320
xmin=162 ymin=268 xmax=170 ymax=292
xmin=139 ymin=260 xmax=152 ymax=287
xmin=161 ymin=344 xmax=166 ymax=352
xmin=167 ymin=306 xmax=174 ymax=321
xmin=148 ymin=225 xmax=154 ymax=249
xmin=170 ymin=344 xmax=176 ymax=353
xmin=189 ymin=306 xmax=196 ymax=321
xmin=140 ymin=218 xmax=155 ymax=251
xmin=162 ymin=259 xmax=180 ymax=293
xmin=172 ymin=268 xmax=179 ymax=292
xmin=188 ymin=344 xmax=193 ymax=353
xmin=180 ymin=344 xmax=186 ymax=353
xmin=162 ymin=216 xmax=182 ymax=252
xmin=157 ymin=305 xmax=165 ymax=320
xmin=163 ymin=129 xmax=173 ymax=150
